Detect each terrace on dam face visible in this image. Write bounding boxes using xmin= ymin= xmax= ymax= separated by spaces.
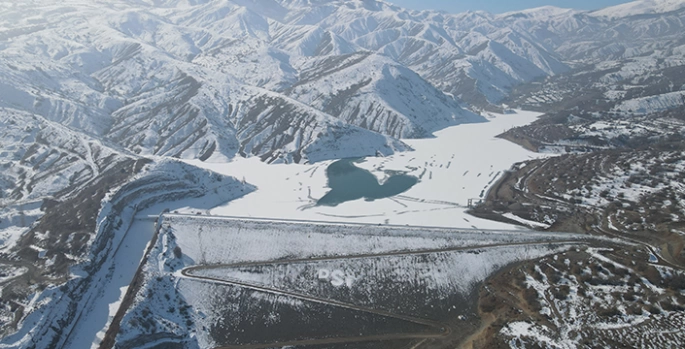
xmin=110 ymin=214 xmax=595 ymax=349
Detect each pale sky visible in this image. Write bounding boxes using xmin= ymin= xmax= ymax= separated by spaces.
xmin=386 ymin=0 xmax=636 ymax=14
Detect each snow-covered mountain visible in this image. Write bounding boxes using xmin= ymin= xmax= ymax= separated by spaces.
xmin=2 ymin=0 xmax=685 ymax=347
xmin=0 ymin=0 xmax=479 ymax=164
xmin=3 ymin=0 xmax=683 ymax=164
xmin=0 ymin=0 xmax=562 ymax=164
xmin=591 ymin=0 xmax=685 ymax=18
xmin=498 ymin=2 xmax=685 ymax=63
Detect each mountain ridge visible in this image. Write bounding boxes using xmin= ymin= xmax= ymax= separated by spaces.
xmin=2 ymin=0 xmax=684 ymax=164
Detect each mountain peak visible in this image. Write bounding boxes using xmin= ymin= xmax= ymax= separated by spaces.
xmin=590 ymin=0 xmax=685 ymax=19
xmin=497 ymin=6 xmax=579 ymax=20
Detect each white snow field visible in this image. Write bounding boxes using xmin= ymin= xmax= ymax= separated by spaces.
xmin=187 ymin=110 xmax=547 ymax=229
xmin=66 ymin=220 xmax=154 ymax=349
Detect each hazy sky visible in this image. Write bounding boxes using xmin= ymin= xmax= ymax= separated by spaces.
xmin=386 ymin=0 xmax=635 ymax=14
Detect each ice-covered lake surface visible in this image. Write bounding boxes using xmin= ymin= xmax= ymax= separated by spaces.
xmin=186 ymin=110 xmax=547 ymax=229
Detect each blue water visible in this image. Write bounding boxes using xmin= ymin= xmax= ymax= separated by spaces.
xmin=317 ymin=158 xmax=418 ymax=207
